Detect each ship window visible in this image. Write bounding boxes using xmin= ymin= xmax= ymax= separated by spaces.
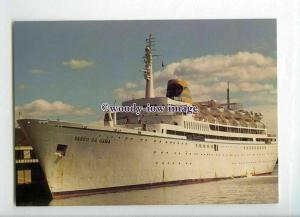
xmin=214 ymin=144 xmax=217 ymax=151
xmin=23 ymin=150 xmax=31 ymax=159
xmin=15 ymin=150 xmax=24 ymax=159
xmin=17 ymin=169 xmax=31 ymax=185
xmin=55 ymin=144 xmax=68 ymax=157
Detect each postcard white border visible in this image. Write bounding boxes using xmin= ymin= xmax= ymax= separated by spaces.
xmin=1 ymin=0 xmax=299 ymax=216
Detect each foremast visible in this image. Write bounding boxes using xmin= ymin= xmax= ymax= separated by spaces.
xmin=144 ymin=34 xmax=155 ymax=98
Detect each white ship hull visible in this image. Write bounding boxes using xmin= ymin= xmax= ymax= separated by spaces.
xmin=18 ymin=119 xmax=278 ymax=199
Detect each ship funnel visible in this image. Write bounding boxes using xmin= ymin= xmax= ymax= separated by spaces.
xmin=166 ymin=79 xmax=192 ymax=104
xmin=144 ymin=34 xmax=155 ymax=98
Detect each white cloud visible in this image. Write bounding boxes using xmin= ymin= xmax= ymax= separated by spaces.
xmin=154 ymin=52 xmax=276 ymax=84
xmin=63 ymin=59 xmax=94 ymax=70
xmin=125 ymin=82 xmax=137 ymax=89
xmin=15 ymin=99 xmax=94 ymax=118
xmin=114 ymin=52 xmax=277 ymax=101
xmin=114 ymin=88 xmax=144 ymax=100
xmin=87 ymin=115 xmax=105 ymax=127
xmin=30 ymin=68 xmax=47 ymax=74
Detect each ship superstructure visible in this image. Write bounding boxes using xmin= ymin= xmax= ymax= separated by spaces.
xmin=18 ymin=34 xmax=278 ymax=199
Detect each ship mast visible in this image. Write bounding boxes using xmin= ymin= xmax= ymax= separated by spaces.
xmin=227 ymin=81 xmax=230 ymax=110
xmin=144 ymin=34 xmax=155 ymax=98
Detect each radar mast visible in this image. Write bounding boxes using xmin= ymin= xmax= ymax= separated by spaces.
xmin=144 ymin=34 xmax=155 ymax=98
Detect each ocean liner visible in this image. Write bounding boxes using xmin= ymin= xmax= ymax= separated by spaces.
xmin=18 ymin=34 xmax=278 ymax=199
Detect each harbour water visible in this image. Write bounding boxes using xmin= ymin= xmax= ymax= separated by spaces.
xmin=46 ymin=165 xmax=277 ymax=206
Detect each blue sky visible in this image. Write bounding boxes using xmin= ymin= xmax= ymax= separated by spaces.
xmin=13 ymin=20 xmax=277 ymax=132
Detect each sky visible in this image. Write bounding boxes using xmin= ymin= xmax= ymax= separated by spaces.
xmin=13 ymin=20 xmax=277 ymax=133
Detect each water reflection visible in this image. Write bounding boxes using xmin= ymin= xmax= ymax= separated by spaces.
xmin=49 ymin=167 xmax=278 ymax=205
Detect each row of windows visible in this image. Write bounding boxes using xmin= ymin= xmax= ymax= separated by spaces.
xmin=105 ymin=133 xmax=276 ymax=145
xmin=153 ymin=151 xmax=275 ymax=157
xmin=196 ymin=144 xmax=214 ymax=149
xmin=184 ymin=121 xmax=208 ymax=131
xmin=101 ymin=134 xmax=275 ymax=150
xmin=155 ymin=162 xmax=193 ymax=165
xmin=166 ymin=130 xmax=253 ymax=142
xmin=232 ymin=160 xmax=275 ymax=164
xmin=17 ymin=170 xmax=31 ymax=185
xmin=256 ymin=138 xmax=276 ymax=143
xmin=105 ymin=134 xmax=274 ymax=150
xmin=209 ymin=124 xmax=265 ymax=134
xmin=244 ymin=146 xmax=266 ymax=150
xmin=156 ymin=159 xmax=275 ymax=166
xmin=15 ymin=150 xmax=32 ymax=160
